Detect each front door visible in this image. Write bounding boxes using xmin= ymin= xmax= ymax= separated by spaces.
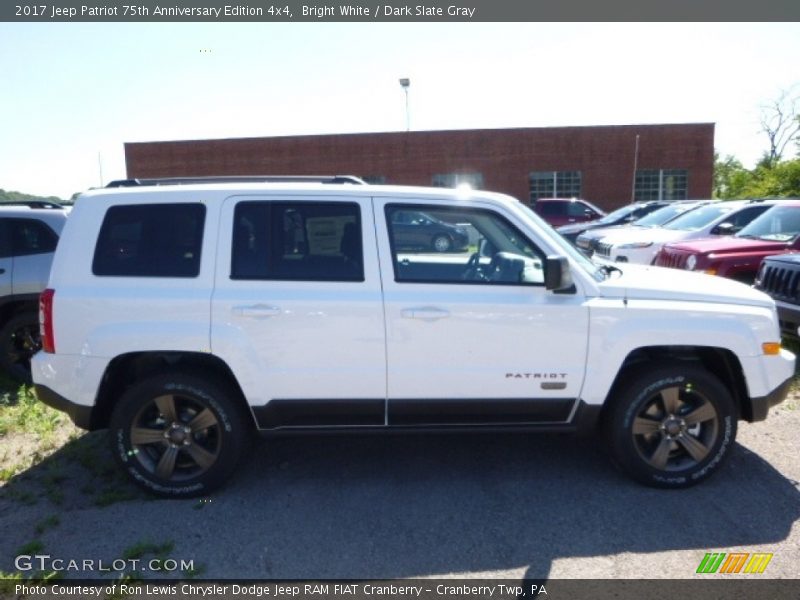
xmin=374 ymin=197 xmax=590 ymax=426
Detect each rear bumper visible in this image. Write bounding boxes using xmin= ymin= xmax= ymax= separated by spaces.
xmin=746 ymin=376 xmax=793 ymax=422
xmin=34 ymin=384 xmax=94 ymax=430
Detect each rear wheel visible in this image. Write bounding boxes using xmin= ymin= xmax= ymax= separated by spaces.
xmin=603 ymin=363 xmax=737 ymax=488
xmin=0 ymin=311 xmax=41 ymax=383
xmin=109 ymin=372 xmax=251 ymax=497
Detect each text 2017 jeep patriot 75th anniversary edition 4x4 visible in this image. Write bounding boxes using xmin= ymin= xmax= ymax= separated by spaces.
xmin=32 ymin=180 xmax=795 ymax=497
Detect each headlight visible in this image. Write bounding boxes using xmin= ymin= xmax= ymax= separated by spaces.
xmin=617 ymin=241 xmax=653 ymax=250
xmin=686 ymin=255 xmax=697 ymax=270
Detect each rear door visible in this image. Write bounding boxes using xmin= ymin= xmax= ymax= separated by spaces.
xmin=211 ymin=195 xmax=387 ymax=429
xmin=9 ymin=218 xmax=59 ymax=295
xmin=0 ymin=220 xmax=11 ymax=298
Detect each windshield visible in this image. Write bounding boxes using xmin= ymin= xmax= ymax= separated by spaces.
xmin=634 ymin=203 xmax=701 ymax=227
xmin=516 ymin=203 xmax=605 ymax=281
xmin=662 ymin=204 xmax=735 ymax=231
xmin=595 ymin=204 xmax=638 ymax=225
xmin=736 ymin=205 xmax=800 ymax=242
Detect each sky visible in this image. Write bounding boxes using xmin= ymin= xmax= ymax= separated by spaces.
xmin=1 ymin=22 xmax=799 ymax=199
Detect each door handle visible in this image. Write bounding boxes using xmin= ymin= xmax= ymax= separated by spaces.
xmin=401 ymin=307 xmax=450 ymax=321
xmin=233 ymin=305 xmax=282 ymax=318
xmin=0 ymin=268 xmax=5 ymax=275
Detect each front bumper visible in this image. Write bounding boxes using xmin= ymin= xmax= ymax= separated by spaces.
xmin=747 ymin=375 xmax=793 ymax=422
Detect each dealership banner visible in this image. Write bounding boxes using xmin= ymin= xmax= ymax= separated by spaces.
xmin=3 ymin=0 xmax=800 ymax=22
xmin=3 ymin=579 xmax=800 ymax=600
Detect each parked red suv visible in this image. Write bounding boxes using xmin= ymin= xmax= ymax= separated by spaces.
xmin=532 ymin=198 xmax=605 ymax=227
xmin=654 ymin=201 xmax=800 ymax=283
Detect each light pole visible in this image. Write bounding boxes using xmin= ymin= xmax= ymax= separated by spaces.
xmin=399 ymin=78 xmax=410 ymax=131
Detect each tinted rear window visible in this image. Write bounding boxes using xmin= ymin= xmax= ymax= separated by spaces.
xmin=93 ymin=203 xmax=205 ymax=277
xmin=231 ymin=201 xmax=363 ymax=282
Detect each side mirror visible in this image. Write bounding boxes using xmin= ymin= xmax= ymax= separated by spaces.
xmin=712 ymin=222 xmax=735 ymax=235
xmin=545 ymin=256 xmax=575 ymax=292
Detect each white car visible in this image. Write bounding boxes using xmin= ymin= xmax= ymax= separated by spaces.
xmin=594 ymin=200 xmax=777 ymax=265
xmin=32 ymin=178 xmax=794 ymax=496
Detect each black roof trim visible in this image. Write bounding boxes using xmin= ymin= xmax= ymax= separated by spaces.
xmin=0 ymin=200 xmax=65 ymax=209
xmin=106 ymin=175 xmax=366 ymax=188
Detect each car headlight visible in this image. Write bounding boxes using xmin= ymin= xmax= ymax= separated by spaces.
xmin=686 ymin=255 xmax=697 ymax=270
xmin=616 ymin=241 xmax=653 ymax=250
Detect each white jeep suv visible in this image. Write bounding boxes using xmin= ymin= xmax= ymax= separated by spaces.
xmin=33 ymin=179 xmax=795 ymax=497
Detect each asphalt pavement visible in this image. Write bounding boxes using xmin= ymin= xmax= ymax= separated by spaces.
xmin=1 ymin=400 xmax=798 ymax=580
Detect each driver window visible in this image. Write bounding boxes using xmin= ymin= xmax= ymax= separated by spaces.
xmin=385 ymin=204 xmax=545 ymax=285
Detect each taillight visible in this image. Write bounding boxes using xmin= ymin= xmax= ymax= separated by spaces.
xmin=40 ymin=288 xmax=55 ymax=353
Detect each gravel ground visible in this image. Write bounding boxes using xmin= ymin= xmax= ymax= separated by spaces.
xmin=0 ymin=394 xmax=798 ymax=580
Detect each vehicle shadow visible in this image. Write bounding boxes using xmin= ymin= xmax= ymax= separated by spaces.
xmin=0 ymin=428 xmax=798 ymax=579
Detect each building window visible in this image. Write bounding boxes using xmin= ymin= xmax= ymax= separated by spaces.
xmin=361 ymin=175 xmax=386 ymax=184
xmin=431 ymin=172 xmax=484 ymax=190
xmin=635 ymin=169 xmax=688 ymax=201
xmin=529 ymin=171 xmax=581 ymax=202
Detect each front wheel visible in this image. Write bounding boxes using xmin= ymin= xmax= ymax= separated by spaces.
xmin=603 ymin=363 xmax=737 ymax=488
xmin=109 ymin=372 xmax=251 ymax=497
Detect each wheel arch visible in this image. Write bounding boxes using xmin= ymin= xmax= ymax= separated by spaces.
xmin=92 ymin=351 xmax=253 ymax=430
xmin=599 ymin=345 xmax=750 ymax=424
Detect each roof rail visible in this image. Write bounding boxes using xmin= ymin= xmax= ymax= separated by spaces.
xmin=0 ymin=200 xmax=65 ymax=209
xmin=105 ymin=175 xmax=366 ymax=188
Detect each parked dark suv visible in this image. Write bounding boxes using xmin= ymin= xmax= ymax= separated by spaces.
xmin=390 ymin=209 xmax=470 ymax=252
xmin=754 ymin=254 xmax=800 ymax=340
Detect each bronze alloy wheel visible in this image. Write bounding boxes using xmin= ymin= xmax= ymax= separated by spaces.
xmin=110 ymin=372 xmax=251 ymax=497
xmin=604 ymin=363 xmax=736 ymax=488
xmin=129 ymin=393 xmax=222 ymax=481
xmin=631 ymin=383 xmax=719 ymax=472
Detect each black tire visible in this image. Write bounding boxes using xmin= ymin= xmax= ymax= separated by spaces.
xmin=603 ymin=363 xmax=737 ymax=488
xmin=431 ymin=234 xmax=452 ymax=253
xmin=0 ymin=311 xmax=41 ymax=384
xmin=109 ymin=372 xmax=252 ymax=498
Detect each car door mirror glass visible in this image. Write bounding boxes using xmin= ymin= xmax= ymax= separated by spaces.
xmin=545 ymin=256 xmax=574 ymax=291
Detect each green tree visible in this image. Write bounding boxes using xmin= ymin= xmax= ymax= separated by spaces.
xmin=0 ymin=189 xmax=64 ymax=204
xmin=745 ymin=159 xmax=800 ymax=198
xmin=713 ymin=153 xmax=755 ymax=198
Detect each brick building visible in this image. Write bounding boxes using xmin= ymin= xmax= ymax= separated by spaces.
xmin=124 ymin=123 xmax=714 ymax=211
